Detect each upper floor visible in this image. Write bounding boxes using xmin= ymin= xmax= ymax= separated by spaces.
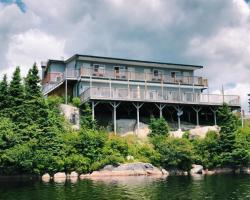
xmin=41 ymin=54 xmax=208 ymax=89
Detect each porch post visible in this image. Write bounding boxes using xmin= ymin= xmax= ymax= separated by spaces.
xmin=174 ymin=106 xmax=183 ymax=131
xmin=192 ymin=106 xmax=201 ymax=127
xmin=65 ymin=67 xmax=68 ymax=104
xmin=110 ymin=102 xmax=121 ymax=135
xmin=132 ymin=103 xmax=144 ymax=135
xmin=210 ymin=107 xmax=217 ymax=126
xmin=155 ymin=103 xmax=166 ymax=118
xmin=92 ymin=101 xmax=99 ymax=121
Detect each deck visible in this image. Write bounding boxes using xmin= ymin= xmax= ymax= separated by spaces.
xmin=80 ymin=86 xmax=241 ymax=107
xmin=42 ymin=67 xmax=209 ymax=95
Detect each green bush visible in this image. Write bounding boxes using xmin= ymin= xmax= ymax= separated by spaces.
xmin=192 ymin=131 xmax=220 ymax=169
xmin=151 ymin=135 xmax=194 ymax=171
xmin=103 ymin=135 xmax=129 ymax=157
xmin=149 ymin=117 xmax=169 ymax=137
xmin=182 ymin=131 xmax=190 ymax=139
xmin=72 ymin=97 xmax=81 ymax=107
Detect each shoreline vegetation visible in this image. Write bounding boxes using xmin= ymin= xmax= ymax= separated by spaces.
xmin=0 ymin=66 xmax=249 ymax=182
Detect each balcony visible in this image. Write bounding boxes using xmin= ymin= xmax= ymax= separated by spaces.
xmin=80 ymin=67 xmax=208 ymax=87
xmin=80 ymin=86 xmax=240 ymax=107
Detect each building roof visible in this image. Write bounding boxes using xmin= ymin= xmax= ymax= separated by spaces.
xmin=43 ymin=54 xmax=204 ymax=70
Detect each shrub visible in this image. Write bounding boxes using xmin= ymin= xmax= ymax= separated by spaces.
xmin=103 ymin=135 xmax=129 ymax=157
xmin=151 ymin=136 xmax=194 ymax=171
xmin=72 ymin=97 xmax=81 ymax=107
xmin=192 ymin=131 xmax=220 ymax=169
xmin=149 ymin=118 xmax=170 ymax=137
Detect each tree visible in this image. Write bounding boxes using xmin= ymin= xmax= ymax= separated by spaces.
xmin=24 ymin=63 xmax=49 ymax=127
xmin=8 ymin=67 xmax=25 ymax=124
xmin=217 ymin=103 xmax=240 ymax=166
xmin=25 ymin=63 xmax=42 ymax=98
xmin=149 ymin=117 xmax=170 ymax=137
xmin=0 ymin=74 xmax=9 ymax=117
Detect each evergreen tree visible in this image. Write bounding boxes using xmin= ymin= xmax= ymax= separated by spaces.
xmin=25 ymin=63 xmax=42 ymax=98
xmin=217 ymin=103 xmax=240 ymax=166
xmin=8 ymin=67 xmax=25 ymax=124
xmin=24 ymin=63 xmax=49 ymax=127
xmin=0 ymin=74 xmax=9 ymax=117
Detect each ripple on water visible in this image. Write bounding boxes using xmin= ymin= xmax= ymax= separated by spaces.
xmin=0 ymin=174 xmax=249 ymax=200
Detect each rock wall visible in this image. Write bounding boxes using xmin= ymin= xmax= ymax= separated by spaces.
xmin=60 ymin=104 xmax=80 ymax=130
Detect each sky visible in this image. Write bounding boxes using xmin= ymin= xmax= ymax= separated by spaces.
xmin=0 ymin=0 xmax=250 ymax=112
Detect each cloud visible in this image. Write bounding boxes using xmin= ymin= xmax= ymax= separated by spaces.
xmin=6 ymin=29 xmax=65 ymax=76
xmin=0 ymin=0 xmax=250 ymax=112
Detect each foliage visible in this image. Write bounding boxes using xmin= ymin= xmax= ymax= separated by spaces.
xmin=149 ymin=117 xmax=170 ymax=137
xmin=151 ymin=135 xmax=194 ymax=171
xmin=192 ymin=131 xmax=220 ymax=169
xmin=80 ymin=103 xmax=96 ymax=130
xmin=0 ymin=67 xmax=249 ymax=175
xmin=182 ymin=131 xmax=190 ymax=139
xmin=217 ymin=103 xmax=242 ymax=167
xmin=72 ymin=97 xmax=81 ymax=107
xmin=0 ymin=74 xmax=9 ymax=117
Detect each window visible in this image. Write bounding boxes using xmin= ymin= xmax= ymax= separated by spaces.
xmin=114 ymin=66 xmax=127 ymax=78
xmin=93 ymin=64 xmax=105 ymax=76
xmin=153 ymin=69 xmax=162 ymax=77
xmin=154 ymin=70 xmax=159 ymax=77
xmin=171 ymin=72 xmax=176 ymax=78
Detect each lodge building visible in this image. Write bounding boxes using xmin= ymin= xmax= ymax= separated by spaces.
xmin=41 ymin=54 xmax=240 ymax=134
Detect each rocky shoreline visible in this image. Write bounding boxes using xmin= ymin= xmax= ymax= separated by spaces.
xmin=1 ymin=162 xmax=248 ymax=183
xmin=38 ymin=162 xmax=250 ymax=183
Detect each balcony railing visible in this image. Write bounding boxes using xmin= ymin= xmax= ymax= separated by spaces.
xmin=80 ymin=87 xmax=240 ymax=107
xmin=41 ymin=68 xmax=208 ymax=83
xmin=80 ymin=67 xmax=208 ymax=86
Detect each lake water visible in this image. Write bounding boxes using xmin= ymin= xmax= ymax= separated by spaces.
xmin=0 ymin=174 xmax=249 ymax=200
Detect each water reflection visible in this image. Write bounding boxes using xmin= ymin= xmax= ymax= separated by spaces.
xmin=0 ymin=175 xmax=249 ymax=200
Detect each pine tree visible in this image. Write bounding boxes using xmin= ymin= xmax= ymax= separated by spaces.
xmin=0 ymin=74 xmax=9 ymax=117
xmin=8 ymin=67 xmax=25 ymax=124
xmin=25 ymin=63 xmax=42 ymax=98
xmin=24 ymin=63 xmax=49 ymax=128
xmin=217 ymin=103 xmax=240 ymax=166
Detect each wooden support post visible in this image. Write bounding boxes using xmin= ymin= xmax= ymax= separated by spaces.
xmin=210 ymin=107 xmax=217 ymax=126
xmin=174 ymin=106 xmax=183 ymax=131
xmin=65 ymin=67 xmax=68 ymax=104
xmin=155 ymin=103 xmax=166 ymax=118
xmin=192 ymin=106 xmax=202 ymax=127
xmin=92 ymin=101 xmax=99 ymax=121
xmin=110 ymin=102 xmax=121 ymax=135
xmin=132 ymin=103 xmax=144 ymax=135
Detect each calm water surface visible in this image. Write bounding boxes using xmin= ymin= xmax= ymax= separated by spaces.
xmin=0 ymin=174 xmax=249 ymax=200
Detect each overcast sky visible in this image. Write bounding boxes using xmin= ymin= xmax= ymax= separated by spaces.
xmin=0 ymin=0 xmax=250 ymax=112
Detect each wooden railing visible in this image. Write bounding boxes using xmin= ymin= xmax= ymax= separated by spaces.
xmin=79 ymin=67 xmax=208 ymax=87
xmin=80 ymin=87 xmax=240 ymax=107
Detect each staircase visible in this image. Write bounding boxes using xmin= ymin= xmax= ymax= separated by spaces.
xmin=42 ymin=78 xmax=65 ymax=96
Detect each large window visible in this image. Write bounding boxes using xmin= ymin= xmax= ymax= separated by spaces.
xmin=114 ymin=66 xmax=127 ymax=78
xmin=152 ymin=69 xmax=163 ymax=81
xmin=153 ymin=69 xmax=163 ymax=77
xmin=93 ymin=64 xmax=105 ymax=76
